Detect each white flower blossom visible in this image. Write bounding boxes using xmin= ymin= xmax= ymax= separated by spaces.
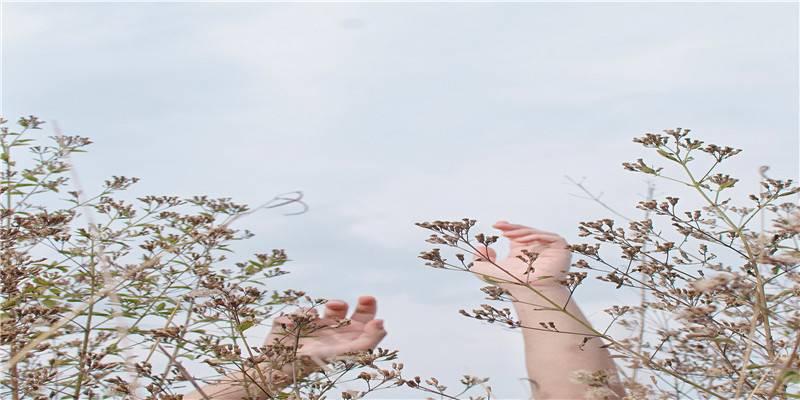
xmin=691 ymin=273 xmax=735 ymax=292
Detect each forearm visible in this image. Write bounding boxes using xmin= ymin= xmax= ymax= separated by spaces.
xmin=183 ymin=371 xmax=275 ymax=400
xmin=185 ymin=297 xmax=385 ymax=399
xmin=507 ymin=285 xmax=623 ymax=399
xmin=184 ymin=358 xmax=322 ymax=400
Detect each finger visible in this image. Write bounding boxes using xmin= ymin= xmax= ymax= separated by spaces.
xmin=504 ymin=231 xmax=563 ymax=243
xmin=472 ymin=245 xmax=496 ymax=262
xmin=350 ymin=296 xmax=378 ymax=323
xmin=493 ymin=221 xmax=534 ymax=231
xmin=289 ymin=307 xmax=318 ymax=316
xmin=323 ymin=299 xmax=349 ymax=320
xmin=267 ymin=315 xmax=297 ymax=343
xmin=501 ymin=227 xmax=560 ymax=238
xmin=514 ymin=233 xmax=567 ymax=245
xmin=495 ymin=221 xmax=561 ymax=234
xmin=271 ymin=307 xmax=319 ymax=328
xmin=268 ymin=315 xmax=294 ymax=335
xmin=348 ymin=319 xmax=387 ymax=351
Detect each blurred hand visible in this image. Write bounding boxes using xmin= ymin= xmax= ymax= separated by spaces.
xmin=264 ymin=296 xmax=386 ymax=361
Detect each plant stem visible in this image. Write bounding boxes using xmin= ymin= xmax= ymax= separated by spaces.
xmin=233 ymin=313 xmax=273 ymax=399
xmin=632 ymin=183 xmax=655 ymax=383
xmin=675 ymin=150 xmax=775 ymax=398
xmin=72 ymin=249 xmax=96 ymax=400
xmin=458 ymin=238 xmax=726 ymax=399
xmin=292 ymin=329 xmax=302 ymax=400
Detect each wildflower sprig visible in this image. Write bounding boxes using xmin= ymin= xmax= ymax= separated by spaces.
xmin=421 ymin=128 xmax=798 ymax=400
xmin=417 ymin=218 xmax=731 ymax=399
xmin=1 ymin=116 xmax=492 ymax=400
xmin=573 ymin=129 xmax=798 ymax=399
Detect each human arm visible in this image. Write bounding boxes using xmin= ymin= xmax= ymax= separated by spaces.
xmin=183 ymin=296 xmax=387 ymax=400
xmin=471 ymin=221 xmax=624 ymax=399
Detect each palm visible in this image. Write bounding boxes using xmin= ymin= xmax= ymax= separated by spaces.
xmin=264 ymin=296 xmax=385 ymax=361
xmin=295 ymin=319 xmax=374 ymax=359
xmin=471 ymin=221 xmax=571 ymax=287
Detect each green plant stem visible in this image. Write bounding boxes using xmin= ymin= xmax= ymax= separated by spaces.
xmin=71 ymin=335 xmax=90 ymax=399
xmin=143 ymin=299 xmax=184 ymax=365
xmin=765 ymin=329 xmax=800 ymax=399
xmin=3 ymin=129 xmax=22 ymax=400
xmin=680 ymin=152 xmax=773 ymax=348
xmin=157 ymin=344 xmax=211 ymax=400
xmin=736 ymin=315 xmax=761 ymax=398
xmin=632 ymin=184 xmax=655 ymax=383
xmin=674 ymin=149 xmax=776 ymax=397
xmin=72 ymin=249 xmax=97 ymax=400
xmin=2 ymin=217 xmax=220 ymax=373
xmin=738 ymin=194 xmax=782 ymax=235
xmin=11 ymin=155 xmax=66 ymax=209
xmin=456 ymin=253 xmax=726 ymax=400
xmin=8 ymin=361 xmax=19 ymax=400
xmin=292 ymin=329 xmax=302 ymax=400
xmin=3 ymin=270 xmax=130 ymax=373
xmin=233 ymin=313 xmax=273 ymax=399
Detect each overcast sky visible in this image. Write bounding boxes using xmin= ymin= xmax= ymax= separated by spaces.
xmin=2 ymin=2 xmax=799 ymax=398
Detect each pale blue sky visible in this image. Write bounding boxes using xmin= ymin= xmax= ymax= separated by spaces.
xmin=2 ymin=2 xmax=798 ymax=398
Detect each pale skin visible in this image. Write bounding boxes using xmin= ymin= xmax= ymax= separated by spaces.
xmin=472 ymin=221 xmax=625 ymax=399
xmin=184 ymin=296 xmax=386 ymax=400
xmin=187 ymin=221 xmax=623 ymax=399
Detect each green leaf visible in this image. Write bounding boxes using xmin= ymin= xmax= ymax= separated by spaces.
xmin=656 ymin=149 xmax=677 ymax=162
xmin=536 ymin=275 xmax=554 ymax=280
xmin=719 ymin=180 xmax=737 ymax=189
xmin=782 ymin=370 xmax=800 ymax=384
xmin=709 ymin=337 xmax=735 ymax=344
xmin=22 ymin=173 xmax=39 ymax=182
xmin=237 ymin=321 xmax=255 ymax=332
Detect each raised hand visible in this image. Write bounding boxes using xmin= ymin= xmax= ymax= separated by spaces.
xmin=264 ymin=296 xmax=387 ymax=361
xmin=185 ymin=297 xmax=386 ymax=400
xmin=468 ymin=222 xmax=624 ymax=399
xmin=471 ymin=221 xmax=571 ymax=287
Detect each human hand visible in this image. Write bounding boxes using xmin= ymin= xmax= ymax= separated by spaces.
xmin=264 ymin=296 xmax=386 ymax=362
xmin=184 ymin=297 xmax=385 ymax=400
xmin=471 ymin=221 xmax=571 ymax=288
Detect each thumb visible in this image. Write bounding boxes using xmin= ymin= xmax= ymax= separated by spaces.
xmin=350 ymin=319 xmax=387 ymax=351
xmin=473 ymin=245 xmax=497 ymax=263
xmin=472 ymin=245 xmax=502 ymax=283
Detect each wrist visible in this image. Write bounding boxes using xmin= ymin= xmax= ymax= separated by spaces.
xmin=237 ymin=356 xmax=324 ymax=397
xmin=501 ymin=283 xmax=570 ymax=305
xmin=269 ymin=355 xmax=324 ymax=383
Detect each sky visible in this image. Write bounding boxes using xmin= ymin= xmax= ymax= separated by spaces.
xmin=2 ymin=2 xmax=799 ymax=399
